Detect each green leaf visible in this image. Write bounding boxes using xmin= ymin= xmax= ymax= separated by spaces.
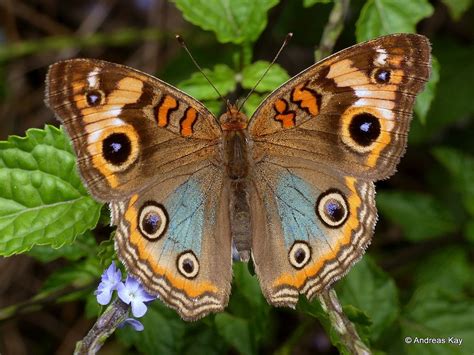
xmin=173 ymin=0 xmax=279 ymax=44
xmin=304 ymin=0 xmax=332 ymax=7
xmin=215 ymin=312 xmax=253 ymax=355
xmin=401 ymin=290 xmax=474 ymax=354
xmin=28 ymin=231 xmax=97 ymax=262
xmin=338 ymin=256 xmax=399 ymax=341
xmin=41 ymin=258 xmax=101 ymax=295
xmin=203 ymin=99 xmax=223 ymax=117
xmin=118 ymin=302 xmax=187 ymax=354
xmin=377 ymin=191 xmax=457 ymax=241
xmin=441 ymin=0 xmax=472 ymax=21
xmin=464 ymin=219 xmax=474 ymax=244
xmin=0 ymin=126 xmax=102 ymax=256
xmin=177 ymin=64 xmax=236 ymax=101
xmin=242 ymin=93 xmax=263 ymax=118
xmin=415 ymin=57 xmax=440 ymax=124
xmin=355 ymin=0 xmax=434 ymax=42
xmin=413 ymin=246 xmax=473 ymax=296
xmin=432 ymin=147 xmax=474 ymax=216
xmin=241 ymin=61 xmax=290 ymax=92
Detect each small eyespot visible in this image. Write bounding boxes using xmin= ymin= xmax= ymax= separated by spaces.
xmin=138 ymin=202 xmax=168 ymax=240
xmin=316 ymin=189 xmax=349 ymax=228
xmin=373 ymin=68 xmax=391 ymax=84
xmin=102 ymin=132 xmax=132 ymax=166
xmin=85 ymin=90 xmax=104 ymax=106
xmin=348 ymin=113 xmax=381 ymax=147
xmin=289 ymin=242 xmax=311 ymax=269
xmin=177 ymin=251 xmax=199 ymax=279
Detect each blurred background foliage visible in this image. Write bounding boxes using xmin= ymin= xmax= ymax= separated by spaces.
xmin=0 ymin=0 xmax=473 ymax=354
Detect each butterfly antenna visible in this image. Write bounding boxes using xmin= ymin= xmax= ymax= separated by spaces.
xmin=238 ymin=32 xmax=293 ymax=112
xmin=176 ymin=35 xmax=232 ymax=112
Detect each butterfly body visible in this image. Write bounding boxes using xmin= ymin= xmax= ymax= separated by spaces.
xmin=45 ymin=34 xmax=431 ymax=320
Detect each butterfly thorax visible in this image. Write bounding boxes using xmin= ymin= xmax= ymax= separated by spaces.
xmin=220 ymin=106 xmax=252 ymax=261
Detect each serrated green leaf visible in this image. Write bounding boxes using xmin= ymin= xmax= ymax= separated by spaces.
xmin=0 ymin=126 xmax=102 ymax=256
xmin=401 ymin=290 xmax=474 ymax=354
xmin=177 ymin=64 xmax=236 ymax=101
xmin=173 ymin=0 xmax=279 ymax=44
xmin=355 ymin=0 xmax=434 ymax=42
xmin=241 ymin=61 xmax=290 ymax=92
xmin=415 ymin=57 xmax=440 ymax=124
xmin=28 ymin=231 xmax=97 ymax=262
xmin=338 ymin=257 xmax=399 ymax=341
xmin=215 ymin=312 xmax=253 ymax=355
xmin=377 ymin=191 xmax=456 ymax=241
xmin=432 ymin=147 xmax=474 ymax=216
xmin=441 ymin=0 xmax=472 ymax=21
xmin=304 ymin=0 xmax=332 ymax=7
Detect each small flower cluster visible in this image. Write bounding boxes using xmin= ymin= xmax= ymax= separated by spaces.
xmin=95 ymin=262 xmax=155 ymax=331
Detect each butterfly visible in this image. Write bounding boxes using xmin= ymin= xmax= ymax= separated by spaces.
xmin=45 ymin=33 xmax=431 ymax=321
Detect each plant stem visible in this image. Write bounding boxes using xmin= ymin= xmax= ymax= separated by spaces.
xmin=74 ymin=298 xmax=130 ymax=355
xmin=318 ymin=289 xmax=372 ymax=355
xmin=315 ymin=0 xmax=350 ymax=61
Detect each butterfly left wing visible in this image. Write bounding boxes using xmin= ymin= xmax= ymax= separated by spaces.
xmin=45 ymin=59 xmax=232 ymax=320
xmin=247 ymin=34 xmax=431 ymax=306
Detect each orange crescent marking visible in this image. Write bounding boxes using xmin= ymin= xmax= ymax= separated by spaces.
xmin=180 ymin=107 xmax=198 ymax=137
xmin=274 ymin=99 xmax=296 ymax=128
xmin=156 ymin=95 xmax=178 ymax=127
xmin=291 ymin=83 xmax=320 ymax=116
xmin=124 ymin=195 xmax=218 ymax=297
xmin=273 ymin=177 xmax=361 ymax=288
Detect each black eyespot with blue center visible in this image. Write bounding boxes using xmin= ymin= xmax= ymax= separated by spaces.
xmin=374 ymin=68 xmax=391 ymax=84
xmin=316 ymin=189 xmax=349 ymax=228
xmin=102 ymin=133 xmax=132 ymax=166
xmin=85 ymin=90 xmax=103 ymax=106
xmin=138 ymin=201 xmax=168 ymax=240
xmin=349 ymin=113 xmax=381 ymax=147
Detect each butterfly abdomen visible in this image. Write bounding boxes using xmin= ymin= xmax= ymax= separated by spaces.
xmin=222 ymin=116 xmax=252 ymax=261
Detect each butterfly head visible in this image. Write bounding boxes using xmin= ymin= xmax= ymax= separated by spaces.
xmin=219 ymin=104 xmax=248 ymax=131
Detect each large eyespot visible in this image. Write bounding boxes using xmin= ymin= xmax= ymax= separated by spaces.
xmin=138 ymin=202 xmax=168 ymax=240
xmin=289 ymin=241 xmax=311 ymax=269
xmin=316 ymin=189 xmax=349 ymax=228
xmin=373 ymin=68 xmax=391 ymax=84
xmin=102 ymin=132 xmax=132 ymax=166
xmin=85 ymin=89 xmax=104 ymax=106
xmin=177 ymin=251 xmax=199 ymax=279
xmin=348 ymin=113 xmax=381 ymax=148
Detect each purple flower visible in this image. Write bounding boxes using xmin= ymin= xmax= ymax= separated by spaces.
xmin=95 ymin=262 xmax=122 ymax=305
xmin=117 ymin=276 xmax=156 ymax=317
xmin=119 ymin=318 xmax=144 ymax=332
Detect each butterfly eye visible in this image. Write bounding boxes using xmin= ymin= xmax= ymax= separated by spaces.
xmin=288 ymin=241 xmax=311 ymax=269
xmin=85 ymin=89 xmax=104 ymax=106
xmin=138 ymin=202 xmax=168 ymax=240
xmin=177 ymin=251 xmax=199 ymax=279
xmin=316 ymin=189 xmax=349 ymax=228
